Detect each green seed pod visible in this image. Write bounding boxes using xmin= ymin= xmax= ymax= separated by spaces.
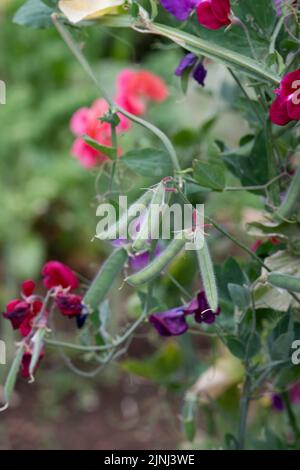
xmin=268 ymin=272 xmax=300 ymax=293
xmin=96 ymin=190 xmax=153 ymax=241
xmin=29 ymin=328 xmax=46 ymax=379
xmin=196 ymin=239 xmax=219 ymax=312
xmin=2 ymin=345 xmax=25 ymax=408
xmin=276 ymin=167 xmax=300 ymax=221
xmin=83 ymin=248 xmax=128 ymax=313
xmin=132 ymin=182 xmax=166 ymax=253
xmin=126 ymin=234 xmax=187 ymax=287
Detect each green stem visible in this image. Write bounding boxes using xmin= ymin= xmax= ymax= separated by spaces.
xmin=109 ymin=122 xmax=118 ymax=191
xmin=237 ymin=374 xmax=251 ymax=450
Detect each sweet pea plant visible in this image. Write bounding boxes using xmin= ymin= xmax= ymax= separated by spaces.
xmin=2 ymin=0 xmax=300 ymax=450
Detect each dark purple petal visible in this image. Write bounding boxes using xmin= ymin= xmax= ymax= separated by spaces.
xmin=272 ymin=394 xmax=284 ymax=412
xmin=175 ymin=53 xmax=197 ymax=77
xmin=149 ymin=307 xmax=188 ymax=336
xmin=192 ymin=62 xmax=207 ymax=86
xmin=76 ymin=313 xmax=88 ymax=329
xmin=195 ymin=308 xmax=216 ymax=324
xmin=160 ymin=0 xmax=200 ymax=21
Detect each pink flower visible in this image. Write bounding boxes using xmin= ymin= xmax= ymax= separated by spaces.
xmin=270 ymin=69 xmax=300 ymax=126
xmin=196 ymin=0 xmax=231 ymax=30
xmin=42 ymin=260 xmax=79 ymax=290
xmin=116 ymin=69 xmax=168 ymax=116
xmin=70 ymin=70 xmax=168 ymax=168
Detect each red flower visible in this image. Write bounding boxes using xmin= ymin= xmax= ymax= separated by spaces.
xmin=42 ymin=261 xmax=79 ymax=290
xmin=3 ymin=299 xmax=43 ymax=337
xmin=270 ymin=69 xmax=300 ymax=126
xmin=55 ymin=292 xmax=83 ymax=317
xmin=21 ymin=349 xmax=44 ymax=379
xmin=196 ymin=0 xmax=231 ymax=30
xmin=3 ymin=299 xmax=31 ymax=330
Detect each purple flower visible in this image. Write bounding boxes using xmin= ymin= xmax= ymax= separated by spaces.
xmin=175 ymin=53 xmax=207 ymax=87
xmin=149 ymin=307 xmax=188 ymax=336
xmin=130 ymin=244 xmax=161 ymax=271
xmin=184 ymin=291 xmax=220 ymax=324
xmin=271 ymin=394 xmax=284 ymax=412
xmin=150 ymin=291 xmax=221 ymax=337
xmin=274 ymin=0 xmax=282 ymax=16
xmin=160 ymin=0 xmax=200 ymax=21
xmin=192 ymin=63 xmax=207 ymax=86
xmin=175 ymin=53 xmax=197 ymax=76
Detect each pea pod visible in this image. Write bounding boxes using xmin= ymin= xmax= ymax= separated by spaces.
xmin=126 ymin=234 xmax=187 ymax=287
xmin=276 ymin=167 xmax=300 ymax=220
xmin=95 ymin=190 xmax=153 ymax=241
xmin=83 ymin=248 xmax=128 ymax=313
xmin=268 ymin=272 xmax=300 ymax=293
xmin=132 ymin=182 xmax=165 ymax=253
xmin=2 ymin=345 xmax=25 ymax=409
xmin=29 ymin=328 xmax=46 ymax=379
xmin=196 ymin=239 xmax=219 ymax=312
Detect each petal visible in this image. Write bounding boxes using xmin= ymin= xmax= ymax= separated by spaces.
xmin=192 ymin=62 xmax=207 ymax=86
xmin=280 ymin=68 xmax=300 ymax=97
xmin=211 ymin=0 xmax=231 ymax=22
xmin=287 ymin=93 xmax=300 ymax=121
xmin=197 ymin=1 xmax=228 ymax=29
xmin=149 ymin=308 xmax=188 ymax=336
xmin=269 ymin=95 xmax=291 ymax=126
xmin=21 ymin=279 xmax=36 ymax=297
xmin=70 ymin=107 xmax=90 ymax=135
xmin=160 ymin=0 xmax=199 ymax=21
xmin=42 ymin=261 xmax=79 ymax=290
xmin=59 ymin=0 xmax=125 ymax=24
xmin=175 ymin=53 xmax=197 ymax=76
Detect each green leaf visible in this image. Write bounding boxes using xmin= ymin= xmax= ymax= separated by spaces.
xmin=121 ymin=148 xmax=173 ymax=178
xmin=13 ymin=0 xmax=54 ymax=29
xmin=83 ymin=135 xmax=116 ymax=160
xmin=225 ymin=336 xmax=246 ymax=360
xmin=193 ymin=161 xmax=226 ymax=191
xmin=228 ymin=283 xmax=251 ymax=310
xmin=271 ymin=332 xmax=294 ymax=361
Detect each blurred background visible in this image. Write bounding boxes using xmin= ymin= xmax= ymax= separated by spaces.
xmin=0 ymin=0 xmax=265 ymax=450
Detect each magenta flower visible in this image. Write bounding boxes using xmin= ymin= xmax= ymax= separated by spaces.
xmin=160 ymin=0 xmax=200 ymax=21
xmin=270 ymin=68 xmax=300 ymax=126
xmin=196 ymin=0 xmax=231 ymax=30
